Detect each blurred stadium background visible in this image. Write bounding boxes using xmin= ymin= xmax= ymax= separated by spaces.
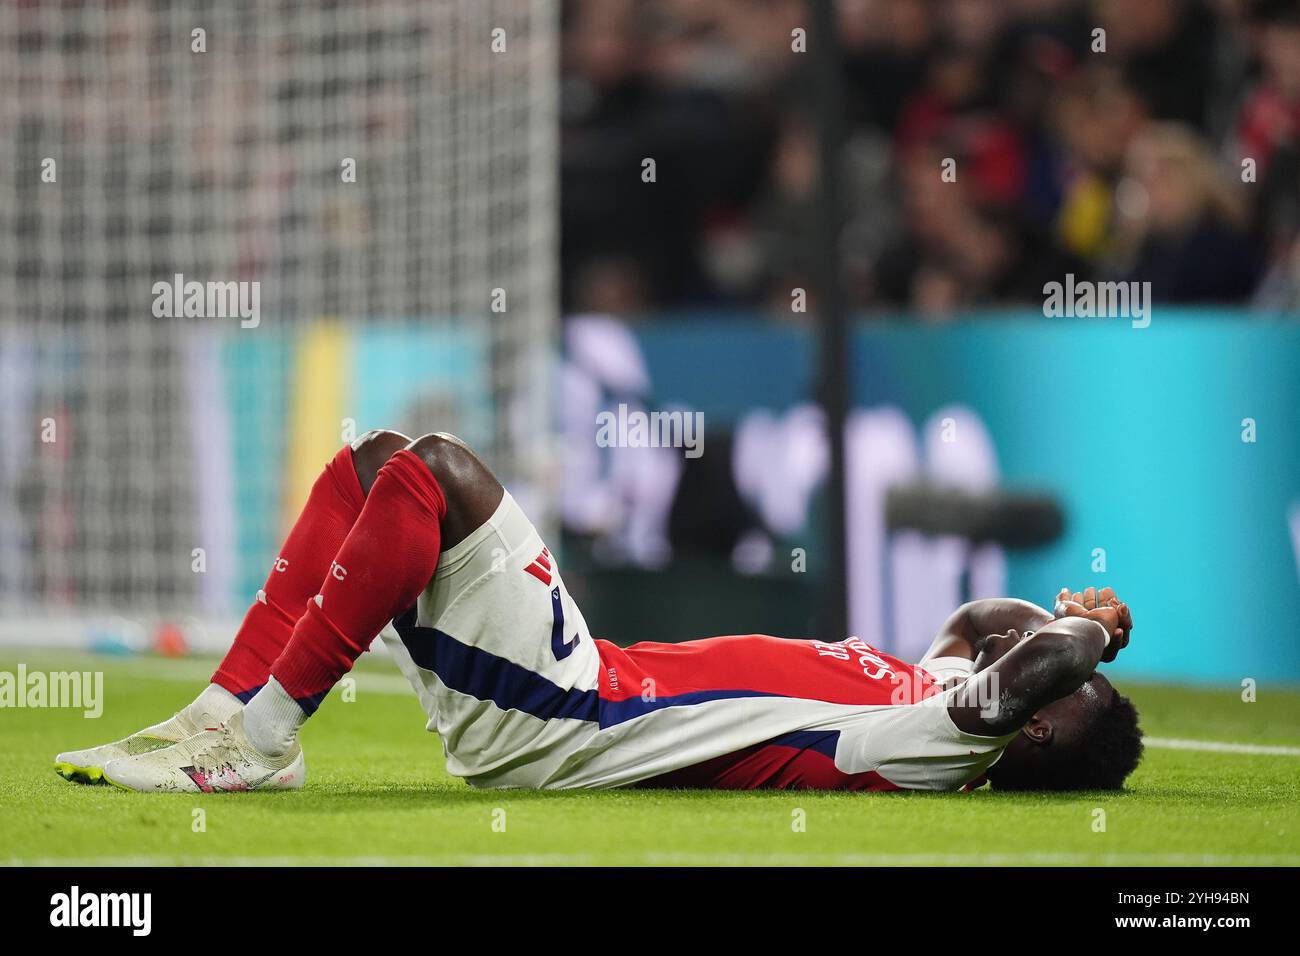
xmin=1 ymin=0 xmax=1297 ymax=685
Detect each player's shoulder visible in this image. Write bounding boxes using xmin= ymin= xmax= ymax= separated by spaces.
xmin=833 ymin=680 xmax=1014 ymax=790
xmin=915 ymin=654 xmax=976 ymax=688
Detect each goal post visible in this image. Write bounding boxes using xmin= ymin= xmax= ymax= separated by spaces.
xmin=0 ymin=1 xmax=560 ymax=648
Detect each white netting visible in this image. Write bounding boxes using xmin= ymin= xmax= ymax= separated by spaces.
xmin=0 ymin=0 xmax=558 ymax=640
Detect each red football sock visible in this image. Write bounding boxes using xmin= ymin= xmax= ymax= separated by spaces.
xmin=212 ymin=445 xmax=367 ymax=700
xmin=271 ymin=450 xmax=446 ymax=713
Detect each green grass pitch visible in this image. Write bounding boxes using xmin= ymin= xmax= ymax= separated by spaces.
xmin=2 ymin=652 xmax=1298 ymax=866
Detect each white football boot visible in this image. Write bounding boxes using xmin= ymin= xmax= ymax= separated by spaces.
xmin=54 ymin=685 xmax=240 ymax=784
xmin=102 ymin=710 xmax=305 ymax=793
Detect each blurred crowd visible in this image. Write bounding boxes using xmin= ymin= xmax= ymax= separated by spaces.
xmin=560 ymin=0 xmax=1300 ymax=318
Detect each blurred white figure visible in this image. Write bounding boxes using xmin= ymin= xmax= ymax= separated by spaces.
xmin=845 ymin=407 xmax=921 ymax=650
xmin=889 ymin=407 xmax=1006 ymax=662
xmin=561 ymin=315 xmax=681 ymax=567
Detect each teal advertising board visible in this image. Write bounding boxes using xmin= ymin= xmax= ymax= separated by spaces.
xmin=630 ymin=313 xmax=1300 ymax=684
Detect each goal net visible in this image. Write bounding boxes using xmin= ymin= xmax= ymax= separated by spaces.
xmin=0 ymin=0 xmax=559 ymax=648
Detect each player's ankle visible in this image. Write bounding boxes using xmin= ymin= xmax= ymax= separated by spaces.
xmin=242 ymin=678 xmax=306 ymax=757
xmin=186 ymin=683 xmax=243 ymax=729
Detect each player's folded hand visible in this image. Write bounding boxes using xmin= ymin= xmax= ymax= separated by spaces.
xmin=1058 ymin=586 xmax=1110 ymax=610
xmin=1053 ymin=587 xmax=1132 ymax=663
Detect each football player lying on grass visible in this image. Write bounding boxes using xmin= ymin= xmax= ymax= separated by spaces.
xmin=55 ymin=430 xmax=1142 ymax=793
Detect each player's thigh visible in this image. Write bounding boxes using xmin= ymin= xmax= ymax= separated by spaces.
xmin=395 ymin=489 xmax=598 ymax=697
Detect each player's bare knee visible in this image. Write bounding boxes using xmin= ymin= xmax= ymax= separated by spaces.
xmin=405 ymin=432 xmax=503 ymax=533
xmin=350 ymin=429 xmax=411 ymax=496
xmin=404 ymin=432 xmax=478 ymax=484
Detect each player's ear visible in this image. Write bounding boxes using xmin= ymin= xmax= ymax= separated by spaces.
xmin=1020 ymin=715 xmax=1053 ymax=746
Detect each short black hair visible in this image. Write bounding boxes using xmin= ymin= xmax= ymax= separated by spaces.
xmin=992 ymin=685 xmax=1144 ymax=792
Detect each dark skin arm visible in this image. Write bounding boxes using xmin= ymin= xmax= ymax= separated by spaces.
xmin=947 ymin=616 xmax=1111 ymax=735
xmin=922 ymin=598 xmax=1056 ymax=663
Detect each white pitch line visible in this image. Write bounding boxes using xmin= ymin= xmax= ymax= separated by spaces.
xmin=1144 ymin=736 xmax=1300 ymax=757
xmin=94 ymin=658 xmax=416 ymax=695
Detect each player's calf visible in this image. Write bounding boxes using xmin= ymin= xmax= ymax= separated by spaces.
xmin=54 ymin=431 xmax=408 ymax=786
xmin=69 ymin=428 xmax=495 ymax=793
xmin=231 ymin=431 xmax=500 ymax=766
xmin=215 ymin=436 xmax=464 ymax=775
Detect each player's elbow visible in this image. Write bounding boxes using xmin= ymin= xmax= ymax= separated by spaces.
xmin=1032 ymin=621 xmax=1105 ymax=687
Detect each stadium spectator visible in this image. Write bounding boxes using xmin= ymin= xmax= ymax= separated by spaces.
xmin=1111 ymin=123 xmax=1260 ymax=302
xmin=558 ymin=0 xmax=1296 ymax=317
